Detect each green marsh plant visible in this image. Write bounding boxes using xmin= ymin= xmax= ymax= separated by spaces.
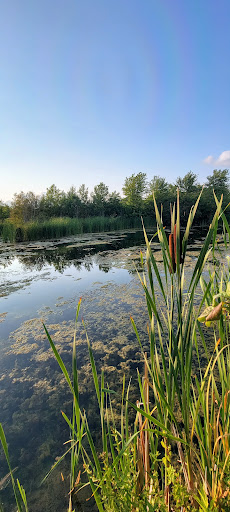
xmin=0 ymin=424 xmax=29 ymax=512
xmin=1 ymin=215 xmax=155 ymax=242
xmin=132 ymin=190 xmax=230 ymax=510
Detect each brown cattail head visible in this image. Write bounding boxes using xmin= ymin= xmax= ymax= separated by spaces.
xmin=173 ymin=224 xmax=183 ymax=265
xmin=169 ymin=233 xmax=176 ymax=273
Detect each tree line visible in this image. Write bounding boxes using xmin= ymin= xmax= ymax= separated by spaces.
xmin=0 ymin=169 xmax=229 ymax=228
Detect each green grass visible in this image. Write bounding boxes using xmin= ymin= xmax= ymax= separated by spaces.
xmin=1 ymin=193 xmax=230 ymax=511
xmin=1 ymin=215 xmax=155 ymax=242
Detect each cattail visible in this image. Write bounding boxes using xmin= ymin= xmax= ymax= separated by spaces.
xmin=173 ymin=224 xmax=177 ymax=266
xmin=173 ymin=224 xmax=183 ymax=265
xmin=169 ymin=233 xmax=176 ymax=273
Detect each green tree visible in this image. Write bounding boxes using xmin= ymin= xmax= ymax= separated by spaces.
xmin=91 ymin=182 xmax=109 ymax=215
xmin=200 ymin=169 xmax=230 ymax=223
xmin=0 ymin=201 xmax=10 ymax=222
xmin=77 ymin=184 xmax=89 ymax=204
xmin=148 ymin=176 xmax=169 ymax=200
xmin=106 ymin=191 xmax=122 ymax=216
xmin=122 ymin=172 xmax=147 ymax=212
xmin=76 ymin=184 xmax=89 ymax=217
xmin=145 ymin=175 xmax=171 ymax=223
xmin=63 ymin=186 xmax=82 ymax=217
xmin=10 ymin=191 xmax=40 ymax=223
xmin=173 ymin=172 xmax=201 ymax=224
xmin=205 ymin=169 xmax=229 ymax=197
xmin=40 ymin=185 xmax=65 ymax=217
xmin=175 ymin=172 xmax=200 ymax=194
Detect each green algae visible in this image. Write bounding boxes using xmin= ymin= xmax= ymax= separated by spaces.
xmin=0 ymin=312 xmax=7 ymax=323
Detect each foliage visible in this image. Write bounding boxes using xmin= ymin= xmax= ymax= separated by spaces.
xmin=148 ymin=175 xmax=170 ymax=200
xmin=205 ymin=169 xmax=229 ymax=195
xmin=10 ymin=191 xmax=40 ymax=223
xmin=133 ymin=190 xmax=230 ymax=511
xmin=175 ymin=171 xmax=200 ymax=194
xmin=1 ymin=215 xmax=153 ymax=242
xmin=91 ymin=182 xmax=109 ymax=203
xmin=0 ymin=424 xmax=29 ymax=512
xmin=0 ymin=202 xmax=10 ymax=222
xmin=77 ymin=184 xmax=89 ymax=204
xmin=1 ymin=169 xmax=230 ymax=239
xmin=122 ymin=172 xmax=147 ymax=211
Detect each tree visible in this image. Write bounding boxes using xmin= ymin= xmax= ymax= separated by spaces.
xmin=148 ymin=176 xmax=169 ymax=200
xmin=0 ymin=201 xmax=10 ymax=222
xmin=171 ymin=172 xmax=201 ymax=224
xmin=77 ymin=184 xmax=89 ymax=205
xmin=200 ymin=169 xmax=230 ymax=223
xmin=40 ymin=185 xmax=65 ymax=217
xmin=62 ymin=186 xmax=82 ymax=217
xmin=122 ymin=172 xmax=147 ymax=211
xmin=175 ymin=172 xmax=200 ymax=194
xmin=10 ymin=191 xmax=40 ymax=223
xmin=205 ymin=169 xmax=229 ymax=196
xmin=91 ymin=182 xmax=109 ymax=215
xmin=145 ymin=175 xmax=171 ymax=222
xmin=106 ymin=191 xmax=122 ymax=216
xmin=91 ymin=182 xmax=109 ymax=203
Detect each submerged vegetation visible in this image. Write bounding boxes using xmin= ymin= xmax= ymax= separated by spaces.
xmin=1 ymin=191 xmax=230 ymax=511
xmin=1 ymin=169 xmax=230 ymax=242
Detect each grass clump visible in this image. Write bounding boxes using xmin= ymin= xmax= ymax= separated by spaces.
xmin=1 ymin=215 xmax=155 ymax=242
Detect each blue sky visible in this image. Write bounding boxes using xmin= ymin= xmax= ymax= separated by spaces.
xmin=0 ymin=0 xmax=230 ymax=202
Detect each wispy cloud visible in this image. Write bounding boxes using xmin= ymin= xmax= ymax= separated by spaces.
xmin=203 ymin=150 xmax=230 ymax=167
xmin=217 ymin=150 xmax=230 ymax=166
xmin=203 ymin=155 xmax=215 ymax=165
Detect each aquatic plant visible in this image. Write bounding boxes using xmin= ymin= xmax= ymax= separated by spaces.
xmin=132 ymin=190 xmax=230 ymax=510
xmin=1 ymin=215 xmax=155 ymax=243
xmin=2 ymin=220 xmax=17 ymax=243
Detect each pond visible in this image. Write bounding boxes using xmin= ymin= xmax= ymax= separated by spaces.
xmin=0 ymin=228 xmax=209 ymax=511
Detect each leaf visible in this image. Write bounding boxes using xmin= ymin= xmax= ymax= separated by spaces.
xmin=197 ymin=306 xmax=213 ymax=323
xmin=205 ymin=302 xmax=222 ymax=321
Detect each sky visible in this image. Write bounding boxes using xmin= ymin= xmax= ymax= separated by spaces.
xmin=0 ymin=0 xmax=230 ymax=202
